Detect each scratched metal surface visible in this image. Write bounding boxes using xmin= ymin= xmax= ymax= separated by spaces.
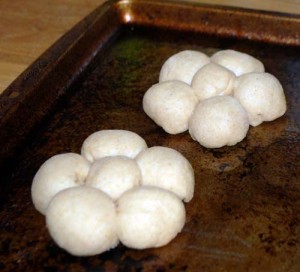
xmin=0 ymin=1 xmax=300 ymax=270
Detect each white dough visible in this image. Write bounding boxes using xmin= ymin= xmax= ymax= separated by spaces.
xmin=143 ymin=80 xmax=198 ymax=134
xmin=117 ymin=186 xmax=186 ymax=249
xmin=136 ymin=146 xmax=194 ymax=202
xmin=191 ymin=63 xmax=236 ymax=101
xmin=81 ymin=130 xmax=147 ymax=162
xmin=31 ymin=153 xmax=90 ymax=215
xmin=85 ymin=156 xmax=141 ymax=200
xmin=159 ymin=50 xmax=210 ymax=84
xmin=46 ymin=186 xmax=118 ymax=256
xmin=234 ymin=73 xmax=286 ymax=127
xmin=211 ymin=49 xmax=265 ymax=76
xmin=233 ymin=72 xmax=287 ymax=127
xmin=188 ymin=96 xmax=249 ymax=148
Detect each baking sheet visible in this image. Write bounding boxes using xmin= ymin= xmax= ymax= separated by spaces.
xmin=0 ymin=0 xmax=299 ymax=271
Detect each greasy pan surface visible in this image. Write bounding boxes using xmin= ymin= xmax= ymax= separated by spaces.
xmin=0 ymin=0 xmax=299 ymax=271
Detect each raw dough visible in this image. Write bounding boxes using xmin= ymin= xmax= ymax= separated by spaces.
xmin=189 ymin=96 xmax=249 ymax=148
xmin=86 ymin=156 xmax=141 ymax=200
xmin=159 ymin=50 xmax=210 ymax=84
xmin=81 ymin=130 xmax=147 ymax=162
xmin=31 ymin=153 xmax=90 ymax=215
xmin=117 ymin=186 xmax=185 ymax=249
xmin=233 ymin=72 xmax=287 ymax=126
xmin=136 ymin=146 xmax=194 ymax=202
xmin=211 ymin=49 xmax=265 ymax=76
xmin=46 ymin=186 xmax=118 ymax=256
xmin=191 ymin=62 xmax=236 ymax=101
xmin=143 ymin=80 xmax=198 ymax=134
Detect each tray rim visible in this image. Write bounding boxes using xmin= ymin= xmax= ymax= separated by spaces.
xmin=116 ymin=0 xmax=300 ymax=19
xmin=2 ymin=0 xmax=300 ymax=96
xmin=115 ymin=0 xmax=300 ymax=46
xmin=0 ymin=0 xmax=299 ymax=166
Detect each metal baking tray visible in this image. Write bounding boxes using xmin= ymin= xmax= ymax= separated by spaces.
xmin=0 ymin=0 xmax=299 ymax=271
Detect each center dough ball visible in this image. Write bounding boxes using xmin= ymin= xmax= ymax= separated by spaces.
xmin=191 ymin=63 xmax=236 ymax=101
xmin=81 ymin=130 xmax=147 ymax=162
xmin=117 ymin=187 xmax=186 ymax=249
xmin=159 ymin=50 xmax=210 ymax=84
xmin=143 ymin=80 xmax=198 ymax=134
xmin=188 ymin=96 xmax=249 ymax=148
xmin=46 ymin=186 xmax=118 ymax=256
xmin=136 ymin=146 xmax=194 ymax=202
xmin=86 ymin=156 xmax=141 ymax=200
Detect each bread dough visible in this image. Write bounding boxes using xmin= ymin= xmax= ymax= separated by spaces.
xmin=159 ymin=50 xmax=210 ymax=84
xmin=233 ymin=72 xmax=287 ymax=126
xmin=31 ymin=153 xmax=90 ymax=215
xmin=143 ymin=80 xmax=198 ymax=134
xmin=86 ymin=156 xmax=141 ymax=200
xmin=117 ymin=186 xmax=185 ymax=249
xmin=189 ymin=96 xmax=249 ymax=148
xmin=136 ymin=146 xmax=194 ymax=202
xmin=191 ymin=63 xmax=236 ymax=101
xmin=81 ymin=130 xmax=147 ymax=162
xmin=211 ymin=49 xmax=265 ymax=76
xmin=46 ymin=186 xmax=118 ymax=256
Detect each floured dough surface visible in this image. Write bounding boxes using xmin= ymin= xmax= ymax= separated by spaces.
xmin=81 ymin=130 xmax=147 ymax=162
xmin=86 ymin=156 xmax=141 ymax=200
xmin=31 ymin=153 xmax=90 ymax=215
xmin=211 ymin=49 xmax=265 ymax=76
xmin=233 ymin=72 xmax=287 ymax=126
xmin=191 ymin=62 xmax=236 ymax=101
xmin=143 ymin=80 xmax=198 ymax=134
xmin=46 ymin=186 xmax=118 ymax=256
xmin=117 ymin=186 xmax=186 ymax=249
xmin=159 ymin=50 xmax=210 ymax=84
xmin=189 ymin=96 xmax=249 ymax=148
xmin=136 ymin=146 xmax=194 ymax=202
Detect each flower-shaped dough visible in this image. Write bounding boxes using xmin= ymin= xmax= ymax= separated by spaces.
xmin=143 ymin=49 xmax=286 ymax=148
xmin=31 ymin=130 xmax=194 ymax=256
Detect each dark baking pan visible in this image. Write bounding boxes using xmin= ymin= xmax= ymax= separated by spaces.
xmin=0 ymin=0 xmax=299 ymax=271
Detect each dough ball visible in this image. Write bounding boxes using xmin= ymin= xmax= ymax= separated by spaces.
xmin=81 ymin=130 xmax=147 ymax=163
xmin=188 ymin=96 xmax=249 ymax=148
xmin=117 ymin=186 xmax=186 ymax=249
xmin=46 ymin=186 xmax=118 ymax=256
xmin=159 ymin=50 xmax=210 ymax=84
xmin=143 ymin=80 xmax=198 ymax=134
xmin=31 ymin=153 xmax=90 ymax=215
xmin=86 ymin=156 xmax=141 ymax=200
xmin=136 ymin=146 xmax=194 ymax=202
xmin=191 ymin=63 xmax=236 ymax=101
xmin=211 ymin=49 xmax=265 ymax=76
xmin=233 ymin=72 xmax=287 ymax=127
